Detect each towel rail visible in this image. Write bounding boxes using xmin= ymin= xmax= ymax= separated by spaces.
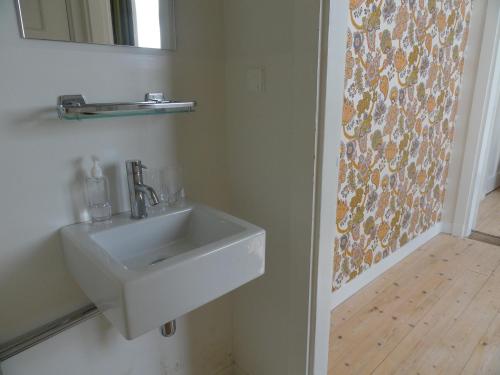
xmin=0 ymin=304 xmax=99 ymax=364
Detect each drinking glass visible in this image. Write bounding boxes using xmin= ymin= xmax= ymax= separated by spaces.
xmin=160 ymin=166 xmax=185 ymax=206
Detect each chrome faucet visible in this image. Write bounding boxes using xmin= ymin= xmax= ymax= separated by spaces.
xmin=126 ymin=160 xmax=160 ymax=219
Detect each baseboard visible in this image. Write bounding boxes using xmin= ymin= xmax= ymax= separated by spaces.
xmin=331 ymin=222 xmax=443 ymax=310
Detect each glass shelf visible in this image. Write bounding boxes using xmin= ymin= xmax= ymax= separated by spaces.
xmin=57 ymin=93 xmax=196 ymax=120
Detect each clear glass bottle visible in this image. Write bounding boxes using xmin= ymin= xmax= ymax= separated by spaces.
xmin=85 ymin=159 xmax=112 ymax=222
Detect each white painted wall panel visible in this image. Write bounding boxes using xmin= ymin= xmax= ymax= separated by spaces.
xmin=223 ymin=1 xmax=321 ymax=374
xmin=1 ymin=1 xmax=232 ymax=373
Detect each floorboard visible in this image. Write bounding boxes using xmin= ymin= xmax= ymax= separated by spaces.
xmin=475 ymin=188 xmax=500 ymax=237
xmin=329 ymin=234 xmax=500 ymax=375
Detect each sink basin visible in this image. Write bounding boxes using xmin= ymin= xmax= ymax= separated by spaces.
xmin=60 ymin=202 xmax=265 ymax=339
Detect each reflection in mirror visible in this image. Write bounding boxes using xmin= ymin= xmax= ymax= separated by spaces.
xmin=16 ymin=0 xmax=176 ymax=50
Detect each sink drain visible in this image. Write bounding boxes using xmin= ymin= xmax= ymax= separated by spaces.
xmin=149 ymin=257 xmax=166 ymax=266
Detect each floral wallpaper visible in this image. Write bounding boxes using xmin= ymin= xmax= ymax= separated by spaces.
xmin=333 ymin=0 xmax=471 ymax=291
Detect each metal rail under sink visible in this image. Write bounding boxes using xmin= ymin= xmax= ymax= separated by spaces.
xmin=0 ymin=304 xmax=99 ymax=368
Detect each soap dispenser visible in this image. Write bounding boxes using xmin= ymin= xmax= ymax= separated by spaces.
xmin=85 ymin=159 xmax=112 ymax=222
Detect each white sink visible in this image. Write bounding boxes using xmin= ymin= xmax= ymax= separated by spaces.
xmin=60 ymin=202 xmax=265 ymax=339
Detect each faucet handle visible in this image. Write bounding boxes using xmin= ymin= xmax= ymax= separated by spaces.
xmin=126 ymin=160 xmax=148 ymax=175
xmin=125 ymin=160 xmax=148 ymax=183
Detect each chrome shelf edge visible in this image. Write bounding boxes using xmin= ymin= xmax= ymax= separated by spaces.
xmin=0 ymin=304 xmax=99 ymax=363
xmin=57 ymin=92 xmax=196 ymax=120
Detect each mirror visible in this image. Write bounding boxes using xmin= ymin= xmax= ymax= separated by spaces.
xmin=16 ymin=0 xmax=176 ymax=50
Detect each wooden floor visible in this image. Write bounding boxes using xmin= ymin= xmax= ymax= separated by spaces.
xmin=329 ymin=234 xmax=500 ymax=374
xmin=476 ymin=188 xmax=500 ymax=237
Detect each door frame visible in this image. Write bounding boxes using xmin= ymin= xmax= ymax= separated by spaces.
xmin=308 ymin=0 xmax=349 ymax=373
xmin=452 ymin=0 xmax=500 ymax=237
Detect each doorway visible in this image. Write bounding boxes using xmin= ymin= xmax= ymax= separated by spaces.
xmin=452 ymin=0 xmax=500 ymax=242
xmin=472 ymin=93 xmax=500 ymax=240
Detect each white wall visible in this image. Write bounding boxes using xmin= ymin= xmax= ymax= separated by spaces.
xmin=223 ymin=1 xmax=321 ymax=374
xmin=1 ymin=0 xmax=326 ymax=373
xmin=0 ymin=0 xmax=233 ymax=374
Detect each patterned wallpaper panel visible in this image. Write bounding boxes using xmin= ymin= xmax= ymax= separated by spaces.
xmin=333 ymin=0 xmax=471 ymax=291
